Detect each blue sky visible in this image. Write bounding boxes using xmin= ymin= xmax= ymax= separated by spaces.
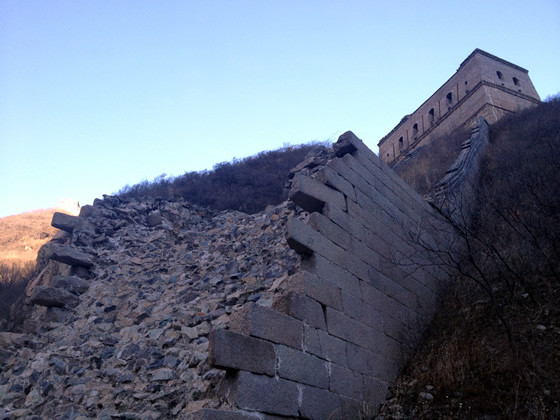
xmin=1 ymin=0 xmax=559 ymax=217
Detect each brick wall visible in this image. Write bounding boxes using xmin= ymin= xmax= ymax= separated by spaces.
xmin=193 ymin=132 xmax=456 ymax=419
xmin=378 ymin=49 xmax=540 ymax=166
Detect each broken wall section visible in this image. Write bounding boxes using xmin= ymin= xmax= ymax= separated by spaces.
xmin=203 ymin=132 xmax=455 ymax=419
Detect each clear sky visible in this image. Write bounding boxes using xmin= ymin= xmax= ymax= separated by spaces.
xmin=1 ymin=0 xmax=559 ymax=217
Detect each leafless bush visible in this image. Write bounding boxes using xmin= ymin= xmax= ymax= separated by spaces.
xmin=117 ymin=142 xmax=328 ymax=213
xmin=384 ymin=97 xmax=560 ymax=418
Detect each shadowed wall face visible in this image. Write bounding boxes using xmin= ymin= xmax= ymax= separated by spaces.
xmin=204 ymin=131 xmax=456 ymax=418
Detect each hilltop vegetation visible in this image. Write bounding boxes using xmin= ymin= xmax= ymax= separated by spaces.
xmin=0 ymin=209 xmax=60 ymax=326
xmin=117 ymin=142 xmax=327 ymax=214
xmin=378 ymin=96 xmax=560 ymax=419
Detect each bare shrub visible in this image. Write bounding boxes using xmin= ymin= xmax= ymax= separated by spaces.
xmin=117 ymin=142 xmax=328 ymax=213
xmin=381 ymin=97 xmax=560 ymax=418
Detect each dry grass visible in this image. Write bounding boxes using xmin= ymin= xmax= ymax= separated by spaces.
xmin=377 ymin=96 xmax=560 ymax=419
xmin=0 ymin=208 xmax=63 ymax=329
xmin=0 ymin=208 xmax=59 ymax=266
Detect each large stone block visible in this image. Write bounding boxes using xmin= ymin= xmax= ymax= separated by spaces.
xmin=317 ymin=329 xmax=348 ymax=367
xmin=288 ymin=172 xmax=346 ymax=213
xmin=272 ymin=291 xmax=326 ymax=330
xmin=52 ymin=275 xmax=89 ymax=295
xmin=46 ymin=243 xmax=93 ymax=268
xmin=314 ymin=165 xmax=357 ymax=202
xmin=300 ymin=385 xmax=343 ymax=420
xmin=30 ymin=286 xmax=80 ymax=308
xmin=185 ymin=409 xmax=260 ymax=419
xmin=289 ymin=218 xmax=372 ymax=285
xmin=329 ymin=364 xmax=363 ymax=399
xmin=325 ymin=307 xmax=380 ymax=350
xmin=285 ymin=271 xmax=343 ymax=311
xmin=322 ymin=202 xmax=365 ymax=242
xmin=277 ymin=344 xmax=329 ymax=389
xmin=229 ymin=303 xmax=303 ymax=350
xmin=328 ymin=157 xmax=373 ymax=199
xmin=303 ymin=254 xmax=361 ymax=298
xmin=306 ymin=212 xmax=352 ymax=253
xmin=208 ymin=329 xmax=275 ymax=376
xmin=51 ymin=212 xmax=80 ymax=233
xmin=233 ymin=371 xmax=299 ymax=417
xmin=346 ymin=342 xmax=386 ymax=379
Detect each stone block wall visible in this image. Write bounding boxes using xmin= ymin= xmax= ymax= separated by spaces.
xmin=378 ymin=49 xmax=540 ymax=166
xmin=428 ymin=116 xmax=490 ymax=220
xmin=200 ymin=132 xmax=454 ymax=419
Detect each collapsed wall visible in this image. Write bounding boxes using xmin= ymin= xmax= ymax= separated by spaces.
xmin=197 ymin=132 xmax=456 ymax=419
xmin=1 ymin=130 xmax=474 ymax=419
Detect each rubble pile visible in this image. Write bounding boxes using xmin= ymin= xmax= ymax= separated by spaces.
xmin=0 ymin=195 xmax=301 ymax=418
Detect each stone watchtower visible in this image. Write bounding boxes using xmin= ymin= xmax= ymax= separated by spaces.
xmin=378 ymin=49 xmax=540 ymax=166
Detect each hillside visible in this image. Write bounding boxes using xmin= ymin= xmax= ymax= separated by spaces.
xmin=0 ymin=98 xmax=558 ymax=418
xmin=0 ymin=209 xmax=60 ymax=266
xmin=377 ymin=96 xmax=560 ymax=419
xmin=117 ymin=142 xmax=326 ymax=214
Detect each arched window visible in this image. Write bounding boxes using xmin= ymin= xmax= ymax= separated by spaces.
xmin=412 ymin=124 xmax=418 ymax=139
xmin=513 ymin=77 xmax=520 ymax=86
xmin=428 ymin=108 xmax=435 ymax=125
xmin=496 ymin=71 xmax=503 ymax=80
xmin=446 ymin=92 xmax=453 ymax=105
xmin=398 ymin=137 xmax=404 ymax=151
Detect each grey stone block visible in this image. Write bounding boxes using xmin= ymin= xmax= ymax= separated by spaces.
xmin=30 ymin=286 xmax=80 ymax=308
xmin=303 ymin=254 xmax=361 ymax=298
xmin=346 ymin=342 xmax=386 ymax=379
xmin=335 ymin=131 xmax=381 ymax=169
xmin=272 ymin=291 xmax=326 ymax=330
xmin=46 ymin=243 xmax=94 ymax=268
xmin=51 ymin=212 xmax=80 ymax=233
xmin=234 ymin=371 xmax=299 ymax=417
xmin=300 ymin=384 xmax=343 ymax=420
xmin=328 ymin=157 xmax=373 ymax=199
xmin=288 ymin=172 xmax=346 ymax=213
xmin=314 ymin=166 xmax=357 ymax=202
xmin=359 ymin=301 xmax=384 ymax=331
xmin=229 ymin=303 xmax=303 ymax=350
xmin=285 ymin=271 xmax=343 ymax=311
xmin=52 ymin=275 xmax=89 ymax=295
xmin=329 ymin=364 xmax=363 ymax=399
xmin=277 ymin=344 xmax=329 ymax=389
xmin=306 ymin=212 xmax=352 ymax=252
xmin=325 ymin=307 xmax=379 ymax=350
xmin=185 ymin=408 xmax=260 ymax=419
xmin=304 ymin=325 xmax=322 ymax=356
xmin=333 ymin=131 xmax=359 ymax=157
xmin=317 ymin=329 xmax=348 ymax=367
xmin=208 ymin=329 xmax=275 ymax=376
xmin=322 ymin=202 xmax=364 ymax=242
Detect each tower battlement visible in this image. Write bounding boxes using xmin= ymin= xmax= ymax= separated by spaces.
xmin=378 ymin=49 xmax=540 ymax=166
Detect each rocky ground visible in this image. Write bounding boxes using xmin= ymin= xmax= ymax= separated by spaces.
xmin=0 ymin=195 xmax=301 ymax=419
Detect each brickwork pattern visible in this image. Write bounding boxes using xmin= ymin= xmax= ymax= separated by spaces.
xmin=202 ymin=132 xmax=454 ymax=419
xmin=379 ymin=49 xmax=540 ymax=166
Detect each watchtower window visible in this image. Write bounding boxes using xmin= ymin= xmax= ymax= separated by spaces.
xmin=497 ymin=71 xmax=503 ymax=80
xmin=398 ymin=137 xmax=404 ymax=151
xmin=428 ymin=108 xmax=435 ymax=125
xmin=513 ymin=77 xmax=520 ymax=86
xmin=412 ymin=124 xmax=418 ymax=139
xmin=446 ymin=92 xmax=453 ymax=105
